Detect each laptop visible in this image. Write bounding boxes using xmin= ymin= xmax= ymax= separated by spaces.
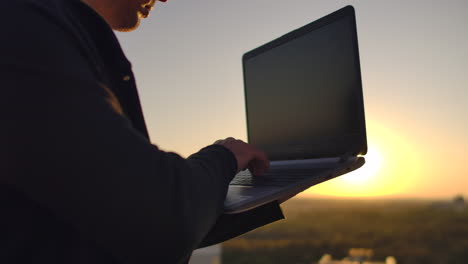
xmin=224 ymin=6 xmax=367 ymax=214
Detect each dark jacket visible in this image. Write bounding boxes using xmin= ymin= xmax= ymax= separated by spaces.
xmin=0 ymin=0 xmax=284 ymax=263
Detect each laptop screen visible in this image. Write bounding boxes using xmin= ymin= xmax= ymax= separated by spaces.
xmin=243 ymin=6 xmax=367 ymax=161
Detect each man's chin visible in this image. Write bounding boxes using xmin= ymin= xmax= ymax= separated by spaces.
xmin=111 ymin=18 xmax=141 ymax=32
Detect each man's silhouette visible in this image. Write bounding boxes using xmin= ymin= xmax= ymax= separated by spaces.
xmin=0 ymin=0 xmax=285 ymax=263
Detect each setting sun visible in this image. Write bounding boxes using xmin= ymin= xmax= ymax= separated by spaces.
xmin=340 ymin=147 xmax=382 ymax=185
xmin=301 ymin=121 xmax=422 ymax=198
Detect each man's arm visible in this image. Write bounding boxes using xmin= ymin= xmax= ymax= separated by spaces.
xmin=1 ymin=2 xmax=285 ymax=262
xmin=2 ymin=64 xmax=237 ymax=263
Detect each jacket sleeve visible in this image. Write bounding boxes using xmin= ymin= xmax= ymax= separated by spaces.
xmin=2 ymin=64 xmax=238 ymax=263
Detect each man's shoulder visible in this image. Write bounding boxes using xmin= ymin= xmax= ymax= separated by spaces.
xmin=0 ymin=0 xmax=95 ymax=80
xmin=0 ymin=0 xmax=66 ymax=16
xmin=0 ymin=0 xmax=79 ymax=47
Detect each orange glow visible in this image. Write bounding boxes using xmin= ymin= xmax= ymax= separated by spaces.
xmin=301 ymin=121 xmax=422 ymax=198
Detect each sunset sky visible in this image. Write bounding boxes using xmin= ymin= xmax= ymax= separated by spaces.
xmin=117 ymin=0 xmax=467 ymax=199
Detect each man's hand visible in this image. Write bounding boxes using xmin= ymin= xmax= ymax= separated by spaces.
xmin=214 ymin=137 xmax=269 ymax=176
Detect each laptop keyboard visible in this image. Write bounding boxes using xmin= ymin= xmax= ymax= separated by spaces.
xmin=229 ymin=167 xmax=331 ymax=187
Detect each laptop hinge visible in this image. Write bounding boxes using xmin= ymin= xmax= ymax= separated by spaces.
xmin=339 ymin=152 xmax=353 ymax=163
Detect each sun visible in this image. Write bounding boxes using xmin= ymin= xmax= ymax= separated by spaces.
xmin=300 ymin=121 xmax=422 ymax=198
xmin=339 ymin=147 xmax=382 ymax=186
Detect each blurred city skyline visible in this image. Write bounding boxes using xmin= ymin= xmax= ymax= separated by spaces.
xmin=117 ymin=0 xmax=468 ymax=199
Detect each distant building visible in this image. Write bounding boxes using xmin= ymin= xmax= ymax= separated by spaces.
xmin=317 ymin=248 xmax=396 ymax=264
xmin=431 ymin=195 xmax=466 ymax=212
xmin=453 ymin=195 xmax=465 ymax=212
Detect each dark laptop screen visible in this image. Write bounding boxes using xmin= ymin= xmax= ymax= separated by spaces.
xmin=243 ymin=7 xmax=367 ymax=161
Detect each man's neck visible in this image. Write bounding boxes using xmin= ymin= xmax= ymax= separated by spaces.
xmin=80 ymin=0 xmax=114 ymax=28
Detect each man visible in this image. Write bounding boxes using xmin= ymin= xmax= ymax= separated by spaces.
xmin=0 ymin=0 xmax=285 ymax=263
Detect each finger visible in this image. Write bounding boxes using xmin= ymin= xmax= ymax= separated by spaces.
xmin=255 ymin=149 xmax=270 ymax=171
xmin=250 ymin=153 xmax=269 ymax=176
xmin=247 ymin=161 xmax=257 ymax=176
xmin=253 ymin=160 xmax=268 ymax=176
xmin=255 ymin=160 xmax=268 ymax=176
xmin=214 ymin=137 xmax=236 ymax=145
xmin=247 ymin=144 xmax=268 ymax=169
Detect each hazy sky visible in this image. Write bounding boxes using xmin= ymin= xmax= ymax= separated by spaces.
xmin=117 ymin=0 xmax=468 ymax=199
